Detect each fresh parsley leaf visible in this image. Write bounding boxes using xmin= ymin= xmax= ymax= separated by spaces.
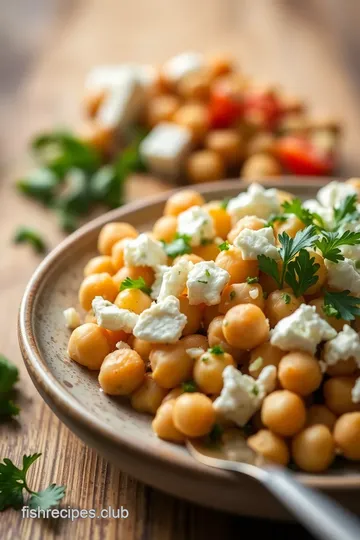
xmin=278 ymin=226 xmax=318 ymax=264
xmin=0 ymin=400 xmax=20 ymax=419
xmin=266 ymin=214 xmax=287 ymax=228
xmin=13 ymin=227 xmax=47 ymax=254
xmin=181 ymin=380 xmax=197 ymax=393
xmin=56 ymin=168 xmax=90 ymax=216
xmin=285 ymin=249 xmax=320 ymax=297
xmin=230 ymin=290 xmax=236 ymax=300
xmin=200 ymin=238 xmax=212 ymax=246
xmin=257 ymin=255 xmax=281 ymax=287
xmin=324 ymin=290 xmax=360 ymax=321
xmin=57 ymin=209 xmax=78 ymax=233
xmin=90 ymin=165 xmax=125 ymax=208
xmin=282 ymin=198 xmax=325 ymax=229
xmin=333 ymin=194 xmax=360 ymax=228
xmin=220 ymin=198 xmax=230 ymax=210
xmin=0 ymin=356 xmax=19 ymax=394
xmin=197 ymin=280 xmax=208 ymax=284
xmin=16 ymin=168 xmax=59 ymax=205
xmin=163 ymin=234 xmax=192 ymax=259
xmin=29 ymin=484 xmax=66 ymax=511
xmin=202 ymin=356 xmax=209 ymax=363
xmin=120 ymin=277 xmax=151 ymax=295
xmin=246 ymin=276 xmax=259 ymax=284
xmin=322 ymin=303 xmax=340 ymax=318
xmin=218 ymin=240 xmax=230 ymax=251
xmin=315 ymin=231 xmax=360 ymax=263
xmin=205 ymin=269 xmax=211 ymax=278
xmin=205 ymin=423 xmax=224 ymax=448
xmin=282 ymin=292 xmax=291 ymax=304
xmin=208 ymin=345 xmax=224 ymax=355
xmin=252 ymin=385 xmax=259 ymax=396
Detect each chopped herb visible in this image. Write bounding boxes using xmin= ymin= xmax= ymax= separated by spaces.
xmin=322 ymin=303 xmax=340 ymax=318
xmin=249 ymin=357 xmax=263 ymax=373
xmin=13 ymin=227 xmax=46 ymax=254
xmin=315 ymin=231 xmax=360 ymax=263
xmin=208 ymin=345 xmax=224 ymax=355
xmin=220 ymin=198 xmax=230 ymax=210
xmin=202 ymin=356 xmax=209 ymax=363
xmin=120 ymin=277 xmax=151 ymax=295
xmin=163 ymin=234 xmax=192 ymax=259
xmin=205 ymin=423 xmax=224 ymax=448
xmin=16 ymin=168 xmax=59 ymax=205
xmin=56 ymin=168 xmax=90 ymax=216
xmin=282 ymin=198 xmax=325 ymax=229
xmin=281 ymin=292 xmax=291 ymax=304
xmin=333 ymin=194 xmax=360 ymax=229
xmin=284 ymin=249 xmax=320 ymax=297
xmin=266 ymin=214 xmax=287 ymax=228
xmin=252 ymin=385 xmax=259 ymax=396
xmin=263 ymin=291 xmax=269 ymax=299
xmin=0 ymin=355 xmax=20 ymax=420
xmin=182 ymin=380 xmax=197 ymax=393
xmin=246 ymin=276 xmax=259 ymax=284
xmin=205 ymin=269 xmax=211 ymax=278
xmin=230 ymin=291 xmax=236 ymax=301
xmin=200 ymin=238 xmax=212 ymax=246
xmin=197 ymin=280 xmax=208 ymax=284
xmin=218 ymin=240 xmax=230 ymax=251
xmin=324 ymin=290 xmax=360 ymax=321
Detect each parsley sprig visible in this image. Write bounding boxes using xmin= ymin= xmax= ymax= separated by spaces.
xmin=120 ymin=277 xmax=151 ymax=295
xmin=285 ymin=249 xmax=320 ymax=298
xmin=282 ymin=198 xmax=325 ymax=230
xmin=333 ymin=195 xmax=360 ymax=229
xmin=162 ymin=234 xmax=192 ymax=259
xmin=315 ymin=231 xmax=360 ymax=263
xmin=324 ymin=290 xmax=360 ymax=321
xmin=0 ymin=356 xmax=20 ymax=419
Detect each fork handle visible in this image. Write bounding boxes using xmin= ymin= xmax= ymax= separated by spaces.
xmin=264 ymin=467 xmax=360 ymax=540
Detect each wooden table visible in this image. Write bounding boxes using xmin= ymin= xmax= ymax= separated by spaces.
xmin=2 ymin=1 xmax=360 ymax=538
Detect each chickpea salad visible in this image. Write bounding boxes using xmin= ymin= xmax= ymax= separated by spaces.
xmin=65 ymin=179 xmax=360 ymax=473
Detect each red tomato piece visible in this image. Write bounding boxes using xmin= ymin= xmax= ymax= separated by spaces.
xmin=208 ymin=89 xmax=243 ymax=129
xmin=276 ymin=136 xmax=334 ymax=176
xmin=244 ymin=91 xmax=284 ymax=131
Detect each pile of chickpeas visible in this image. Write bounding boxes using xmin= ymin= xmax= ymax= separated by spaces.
xmin=67 ymin=185 xmax=360 ymax=473
xmin=81 ymin=54 xmax=341 ymax=184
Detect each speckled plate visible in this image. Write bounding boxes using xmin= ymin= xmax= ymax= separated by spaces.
xmin=18 ymin=178 xmax=360 ymax=519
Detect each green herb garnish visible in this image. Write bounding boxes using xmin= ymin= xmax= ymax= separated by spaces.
xmin=163 ymin=234 xmax=192 ymax=259
xmin=208 ymin=345 xmax=224 ymax=355
xmin=324 ymin=290 xmax=360 ymax=321
xmin=315 ymin=231 xmax=360 ymax=263
xmin=218 ymin=240 xmax=230 ymax=251
xmin=120 ymin=277 xmax=151 ymax=295
xmin=13 ymin=227 xmax=46 ymax=254
xmin=246 ymin=276 xmax=259 ymax=284
xmin=230 ymin=291 xmax=236 ymax=300
xmin=182 ymin=380 xmax=197 ymax=393
xmin=285 ymin=249 xmax=320 ymax=298
xmin=205 ymin=424 xmax=224 ymax=448
xmin=282 ymin=198 xmax=325 ymax=229
xmin=281 ymin=292 xmax=291 ymax=304
xmin=220 ymin=198 xmax=230 ymax=210
xmin=0 ymin=355 xmax=20 ymax=420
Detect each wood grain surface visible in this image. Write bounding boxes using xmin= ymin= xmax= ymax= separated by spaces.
xmin=1 ymin=0 xmax=360 ymax=538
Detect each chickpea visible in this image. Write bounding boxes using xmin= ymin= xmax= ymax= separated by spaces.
xmin=219 ymin=282 xmax=265 ymax=313
xmin=181 ymin=334 xmax=209 ymax=351
xmin=79 ymin=122 xmax=115 ymax=155
xmin=98 ymin=349 xmax=145 ymax=395
xmin=68 ymin=323 xmax=110 ymax=370
xmin=83 ymin=89 xmax=106 ymax=118
xmin=98 ymin=222 xmax=138 ymax=255
xmin=208 ymin=54 xmax=234 ymax=79
xmin=152 ymin=215 xmax=178 ymax=243
xmin=85 ymin=311 xmax=97 ymax=324
xmin=102 ymin=329 xmax=129 ymax=351
xmin=173 ymin=103 xmax=209 ymax=144
xmin=186 ymin=150 xmax=225 ymax=184
xmin=227 ymin=216 xmax=265 ymax=244
xmin=274 ymin=215 xmax=304 ymax=240
xmin=265 ymin=289 xmax=303 ymax=328
xmin=178 ymin=71 xmax=211 ymax=101
xmin=213 ymin=72 xmax=245 ymax=95
xmin=323 ymin=376 xmax=360 ymax=416
xmin=304 ymin=251 xmax=327 ymax=295
xmin=326 ymin=358 xmax=357 ymax=377
xmin=215 ymin=248 xmax=259 ymax=285
xmin=223 ymin=304 xmax=269 ymax=350
xmin=247 ymin=430 xmax=289 ymax=466
xmin=114 ymin=288 xmax=152 ymax=314
xmin=203 ymin=202 xmax=232 ymax=239
xmin=333 ymin=412 xmax=360 ymax=460
xmin=173 ymin=393 xmax=215 ymax=437
xmin=130 ymin=373 xmax=168 ymax=414
xmin=84 ymin=256 xmax=115 ymax=277
xmin=205 ymin=130 xmax=244 ymax=167
xmin=261 ymin=390 xmax=306 ymax=437
xmin=249 ymin=342 xmax=284 ymax=378
xmin=275 ymin=189 xmax=294 ymax=205
xmin=112 ymin=266 xmax=154 ymax=289
xmin=150 ymin=343 xmax=194 ymax=388
xmin=309 ymin=297 xmax=346 ymax=332
xmin=194 ymin=350 xmax=235 ymax=394
xmin=241 ymin=153 xmax=281 ymax=180
xmin=292 ymin=425 xmax=335 ymax=473
xmin=203 ymin=304 xmax=220 ymax=331
xmin=146 ymin=94 xmax=180 ymax=127
xmin=164 ymin=189 xmax=205 ymax=217
xmin=111 ymin=238 xmax=129 ymax=271
xmin=306 ymin=405 xmax=337 ymax=431
xmin=178 ymin=296 xmax=203 ymax=335
xmin=193 ymin=242 xmax=220 ymax=261
xmin=246 ymin=133 xmax=276 ymax=157
xmin=207 ymin=316 xmax=244 ymax=361
xmin=79 ymin=272 xmax=118 ymax=311
xmin=173 ymin=253 xmax=204 ymax=266
xmin=162 ymin=386 xmax=185 ymax=403
xmin=152 ymin=399 xmax=185 ymax=442
xmin=278 ymin=351 xmax=322 ymax=396
xmin=130 ymin=336 xmax=153 ymax=362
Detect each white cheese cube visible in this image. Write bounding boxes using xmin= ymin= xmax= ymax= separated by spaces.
xmin=213 ymin=365 xmax=276 ymax=427
xmin=158 ymin=259 xmax=193 ymax=302
xmin=163 ymin=52 xmax=204 ymax=83
xmin=151 ymin=265 xmax=170 ymax=300
xmin=323 ymin=325 xmax=360 ymax=368
xmin=92 ymin=296 xmax=138 ymax=332
xmin=227 ymin=183 xmax=280 ymax=225
xmin=352 ymin=377 xmax=360 ymax=403
xmin=63 ymin=307 xmax=81 ymax=329
xmin=133 ymin=295 xmax=187 ymax=343
xmin=139 ymin=122 xmax=192 ymax=177
xmin=233 ymin=226 xmax=279 ymax=260
xmin=317 ymin=181 xmax=357 ymax=208
xmin=124 ymin=233 xmax=167 ymax=269
xmin=177 ymin=206 xmax=215 ymax=247
xmin=325 ymin=258 xmax=360 ymax=296
xmin=187 ymin=261 xmax=230 ymax=306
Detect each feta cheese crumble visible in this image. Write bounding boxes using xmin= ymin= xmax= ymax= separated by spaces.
xmin=158 ymin=259 xmax=193 ymax=302
xmin=227 ymin=183 xmax=280 ymax=225
xmin=116 ymin=341 xmax=131 ymax=350
xmin=163 ymin=52 xmax=204 ymax=83
xmin=63 ymin=307 xmax=81 ymax=329
xmin=317 ymin=181 xmax=357 ymax=208
xmin=124 ymin=233 xmax=167 ymax=269
xmin=151 ymin=265 xmax=169 ymax=300
xmin=351 ymin=377 xmax=360 ymax=404
xmin=213 ymin=365 xmax=277 ymax=427
xmin=92 ymin=296 xmax=138 ymax=332
xmin=323 ymin=325 xmax=360 ymax=368
xmin=186 ymin=347 xmax=205 ymax=359
xmin=249 ymin=288 xmax=259 ymax=300
xmin=233 ymin=227 xmax=279 ymax=261
xmin=187 ymin=261 xmax=230 ymax=305
xmin=270 ymin=304 xmax=336 ymax=354
xmin=325 ymin=258 xmax=360 ymax=296
xmin=133 ymin=295 xmax=187 ymax=343
xmin=177 ymin=206 xmax=215 ymax=247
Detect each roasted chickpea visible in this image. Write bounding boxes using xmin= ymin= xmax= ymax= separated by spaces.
xmin=111 ymin=238 xmax=129 ymax=271
xmin=193 ymin=350 xmax=236 ymax=394
xmin=292 ymin=425 xmax=335 ymax=472
xmin=68 ymin=323 xmax=110 ymax=370
xmin=247 ymin=430 xmax=289 ymax=466
xmin=223 ymin=304 xmax=269 ymax=350
xmin=219 ymin=282 xmax=265 ymax=313
xmin=278 ymin=351 xmax=322 ymax=396
xmin=102 ymin=329 xmax=129 ymax=351
xmin=173 ymin=253 xmax=204 ymax=266
xmin=173 ymin=393 xmax=215 ymax=437
xmin=309 ymin=297 xmax=346 ymax=332
xmin=326 ymin=358 xmax=357 ymax=377
xmin=83 ymin=89 xmax=106 ymax=118
xmin=304 ymin=251 xmax=327 ymax=295
xmin=186 ymin=150 xmax=225 ymax=184
xmin=98 ymin=222 xmax=138 ymax=255
xmin=323 ymin=376 xmax=360 ymax=416
xmin=208 ymin=54 xmax=234 ymax=78
xmin=203 ymin=304 xmax=220 ymax=331
xmin=130 ymin=336 xmax=153 ymax=363
xmin=164 ymin=189 xmax=205 ymax=217
xmin=306 ymin=405 xmax=337 ymax=431
xmin=173 ymin=103 xmax=209 ymax=144
xmin=112 ymin=266 xmax=154 ymax=289
xmin=162 ymin=386 xmax=185 ymax=403
xmin=193 ymin=242 xmax=220 ymax=261
xmin=114 ymin=288 xmax=152 ymax=314
xmin=178 ymin=71 xmax=211 ymax=101
xmin=261 ymin=390 xmax=306 ymax=437
xmin=333 ymin=412 xmax=360 ymax=460
xmin=207 ymin=316 xmax=244 ymax=361
xmin=152 ymin=399 xmax=185 ymax=442
xmin=178 ymin=296 xmax=203 ymax=335
xmin=203 ymin=202 xmax=232 ymax=239
xmin=98 ymin=349 xmax=145 ymax=395
xmin=249 ymin=342 xmax=284 ymax=378
xmin=85 ymin=311 xmax=97 ymax=324
xmin=215 ymin=248 xmax=259 ymax=285
xmin=241 ymin=153 xmax=281 ymax=180
xmin=130 ymin=374 xmax=168 ymax=414
xmin=152 ymin=215 xmax=178 ymax=243
xmin=274 ymin=215 xmax=304 ymax=240
xmin=205 ymin=130 xmax=244 ymax=167
xmin=79 ymin=272 xmax=118 ymax=311
xmin=181 ymin=334 xmax=209 ymax=351
xmin=265 ymin=289 xmax=303 ymax=328
xmin=146 ymin=94 xmax=180 ymax=127
xmin=246 ymin=132 xmax=276 ymax=157
xmin=84 ymin=256 xmax=115 ymax=277
xmin=150 ymin=343 xmax=194 ymax=389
